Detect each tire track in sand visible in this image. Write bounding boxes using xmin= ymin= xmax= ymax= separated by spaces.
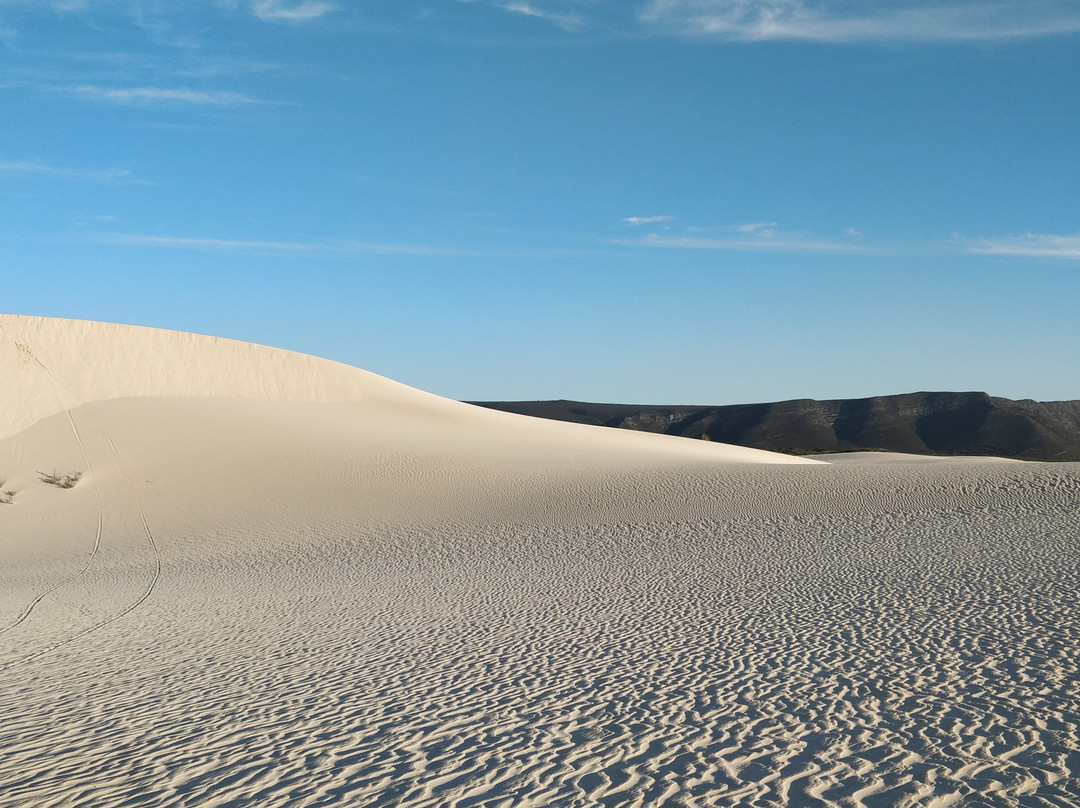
xmin=1 ymin=423 xmax=161 ymax=669
xmin=1 ymin=339 xmax=162 ymax=667
xmin=0 ymin=409 xmax=104 ymax=635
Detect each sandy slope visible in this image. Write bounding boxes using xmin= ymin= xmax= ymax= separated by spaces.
xmin=1 ymin=316 xmax=1078 ymax=808
xmin=0 ymin=314 xmax=811 ymax=465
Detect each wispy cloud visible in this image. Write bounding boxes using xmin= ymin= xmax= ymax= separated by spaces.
xmin=968 ymin=232 xmax=1080 ymax=259
xmin=634 ymin=233 xmax=865 ymax=253
xmin=252 ymin=0 xmax=337 ymax=23
xmin=500 ymin=2 xmax=583 ymax=31
xmin=637 ymin=1 xmax=1080 ymax=42
xmin=623 ymin=222 xmax=867 ymax=253
xmin=7 ymin=0 xmax=1080 ymax=43
xmin=732 ymin=221 xmax=777 ymax=234
xmin=623 ymin=215 xmax=676 ymax=225
xmin=0 ymin=159 xmax=145 ymax=183
xmin=97 ymin=232 xmax=608 ymax=259
xmin=458 ymin=0 xmax=586 ymax=31
xmin=72 ymin=85 xmax=262 ymax=105
xmin=100 ymin=233 xmax=488 ymax=257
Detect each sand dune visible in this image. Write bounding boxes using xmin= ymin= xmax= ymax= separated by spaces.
xmin=1 ymin=315 xmax=1078 ymax=807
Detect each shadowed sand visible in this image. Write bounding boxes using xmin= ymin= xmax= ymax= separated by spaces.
xmin=1 ymin=315 xmax=1077 ymax=807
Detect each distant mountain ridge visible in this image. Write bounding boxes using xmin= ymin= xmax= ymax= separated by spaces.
xmin=471 ymin=392 xmax=1080 ymax=461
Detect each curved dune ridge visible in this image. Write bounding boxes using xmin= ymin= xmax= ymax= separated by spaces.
xmin=0 ymin=313 xmax=813 ymax=464
xmin=1 ymin=315 xmax=1079 ymax=808
xmin=0 ymin=313 xmax=424 ymax=439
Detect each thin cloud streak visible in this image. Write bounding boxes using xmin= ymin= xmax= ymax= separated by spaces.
xmin=73 ymin=85 xmax=262 ymax=105
xmin=733 ymin=221 xmax=777 ymax=233
xmin=637 ymin=1 xmax=1080 ymax=42
xmin=96 ymin=232 xmax=603 ymax=259
xmin=101 ymin=233 xmax=481 ymax=256
xmin=97 ymin=226 xmax=1077 ymax=261
xmin=968 ymin=233 xmax=1080 ymax=259
xmin=0 ymin=159 xmax=145 ymax=183
xmin=623 ymin=215 xmax=676 ymax=225
xmin=252 ymin=1 xmax=337 ymax=23
xmin=629 ymin=231 xmax=868 ymax=254
xmin=500 ymin=2 xmax=583 ymax=31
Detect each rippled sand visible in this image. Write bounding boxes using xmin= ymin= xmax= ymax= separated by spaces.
xmin=1 ymin=316 xmax=1077 ymax=807
xmin=2 ymin=396 xmax=1078 ymax=808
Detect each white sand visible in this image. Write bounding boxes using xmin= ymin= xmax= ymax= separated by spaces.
xmin=1 ymin=315 xmax=1077 ymax=807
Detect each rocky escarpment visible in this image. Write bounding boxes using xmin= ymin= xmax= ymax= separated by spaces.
xmin=472 ymin=392 xmax=1080 ymax=460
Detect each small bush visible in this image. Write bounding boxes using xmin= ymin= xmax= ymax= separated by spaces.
xmin=39 ymin=470 xmax=83 ymax=489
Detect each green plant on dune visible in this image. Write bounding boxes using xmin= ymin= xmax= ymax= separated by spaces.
xmin=0 ymin=480 xmax=14 ymax=504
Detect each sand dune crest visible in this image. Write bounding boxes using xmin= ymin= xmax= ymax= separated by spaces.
xmin=0 ymin=314 xmax=814 ymax=465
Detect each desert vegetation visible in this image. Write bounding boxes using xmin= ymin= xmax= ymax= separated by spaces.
xmin=39 ymin=470 xmax=83 ymax=489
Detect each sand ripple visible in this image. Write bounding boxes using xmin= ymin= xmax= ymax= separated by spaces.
xmin=2 ymin=458 xmax=1078 ymax=807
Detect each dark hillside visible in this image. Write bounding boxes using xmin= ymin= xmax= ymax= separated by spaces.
xmin=471 ymin=393 xmax=1080 ymax=460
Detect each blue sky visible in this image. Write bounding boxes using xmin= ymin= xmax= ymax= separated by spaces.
xmin=2 ymin=1 xmax=1079 ymax=404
